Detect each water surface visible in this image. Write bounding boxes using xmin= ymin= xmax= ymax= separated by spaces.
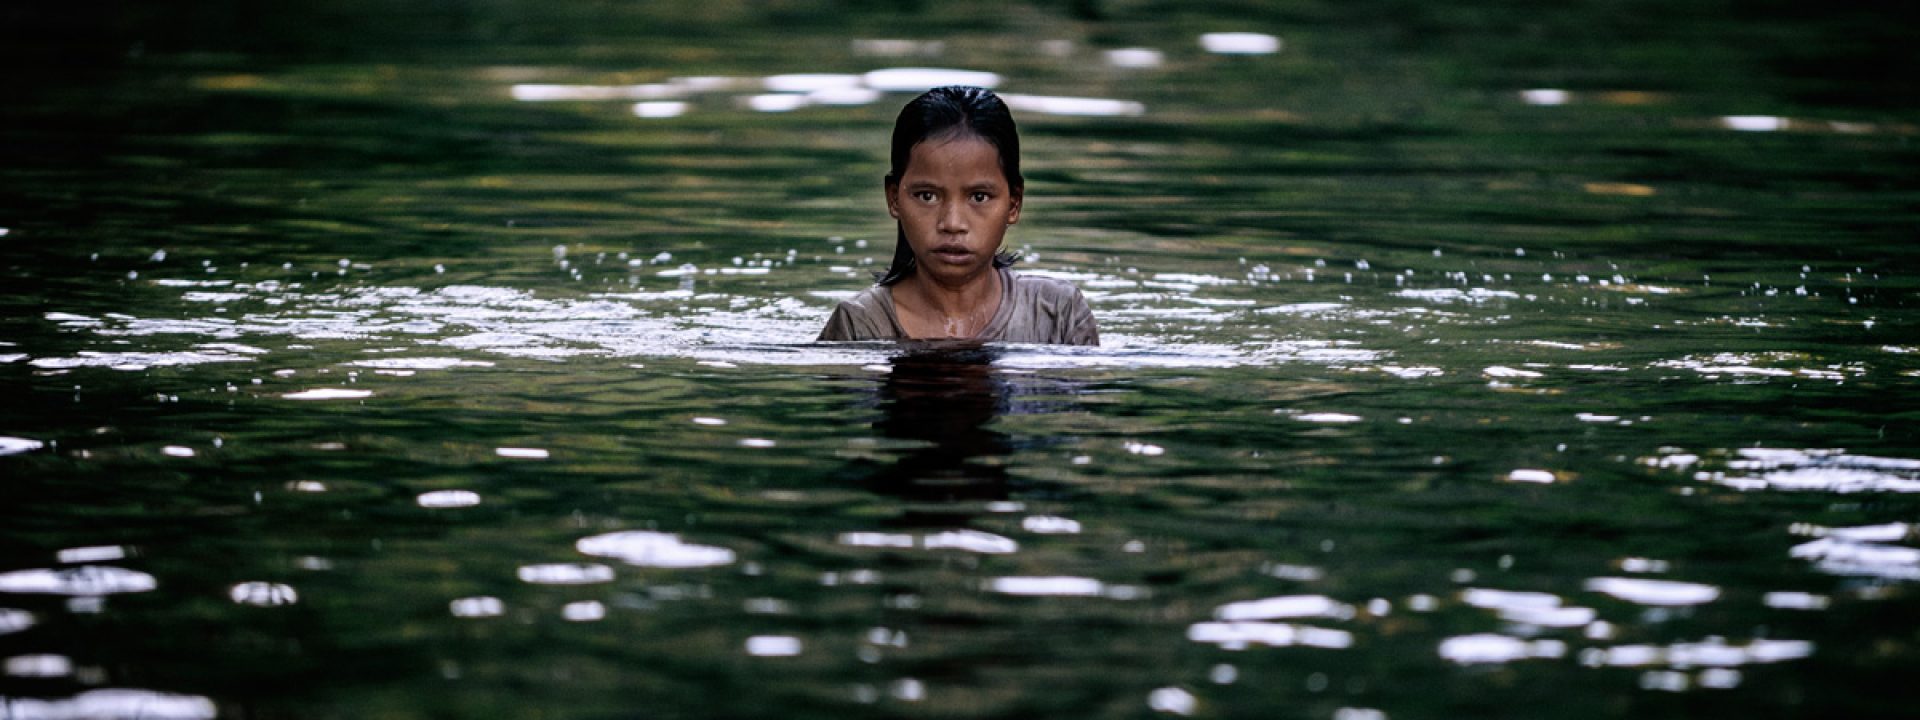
xmin=3 ymin=2 xmax=1919 ymax=718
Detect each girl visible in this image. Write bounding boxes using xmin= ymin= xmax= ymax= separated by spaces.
xmin=818 ymin=86 xmax=1099 ymax=345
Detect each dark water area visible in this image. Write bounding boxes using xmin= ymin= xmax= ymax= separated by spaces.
xmin=3 ymin=1 xmax=1919 ymax=718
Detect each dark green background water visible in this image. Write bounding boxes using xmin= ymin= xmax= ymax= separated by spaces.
xmin=3 ymin=1 xmax=1918 ymax=718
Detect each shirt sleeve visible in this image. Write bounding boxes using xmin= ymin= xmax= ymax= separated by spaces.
xmin=818 ymin=304 xmax=857 ymax=341
xmin=1062 ymin=288 xmax=1099 ymax=346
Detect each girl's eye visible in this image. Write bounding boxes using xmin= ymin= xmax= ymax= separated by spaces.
xmin=971 ymin=192 xmax=991 ymax=203
xmin=913 ymin=191 xmax=936 ymax=202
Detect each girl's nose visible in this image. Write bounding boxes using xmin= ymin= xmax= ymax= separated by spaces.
xmin=936 ymin=202 xmax=968 ymax=233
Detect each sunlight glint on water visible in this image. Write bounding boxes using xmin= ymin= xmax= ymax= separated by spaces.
xmin=2 ymin=2 xmax=1919 ymax=718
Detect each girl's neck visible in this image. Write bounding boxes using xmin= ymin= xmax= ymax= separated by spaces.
xmin=892 ymin=267 xmax=1003 ymax=338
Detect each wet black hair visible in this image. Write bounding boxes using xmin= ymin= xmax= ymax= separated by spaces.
xmin=875 ymin=86 xmax=1024 ymax=286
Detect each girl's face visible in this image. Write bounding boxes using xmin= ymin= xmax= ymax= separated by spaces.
xmin=886 ymin=134 xmax=1021 ymax=288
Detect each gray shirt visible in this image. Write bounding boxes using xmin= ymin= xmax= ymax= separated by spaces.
xmin=818 ymin=268 xmax=1099 ymax=345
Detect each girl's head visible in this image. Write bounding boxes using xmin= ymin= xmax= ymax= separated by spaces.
xmin=876 ymin=86 xmax=1024 ymax=286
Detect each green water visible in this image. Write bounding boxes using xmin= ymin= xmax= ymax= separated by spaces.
xmin=3 ymin=1 xmax=1919 ymax=718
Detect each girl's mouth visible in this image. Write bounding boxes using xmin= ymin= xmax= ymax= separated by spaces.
xmin=931 ymin=246 xmax=974 ymax=264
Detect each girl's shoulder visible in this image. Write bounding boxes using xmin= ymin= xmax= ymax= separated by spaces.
xmin=818 ymin=285 xmax=902 ymax=341
xmin=994 ymin=268 xmax=1099 ymax=345
xmin=1004 ymin=269 xmax=1089 ymax=307
xmin=838 ymin=284 xmax=894 ymax=312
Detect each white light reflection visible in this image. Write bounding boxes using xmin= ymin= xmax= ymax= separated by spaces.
xmin=0 ymin=436 xmax=44 ymax=455
xmin=1484 ymin=366 xmax=1543 ymax=379
xmin=229 ymin=582 xmax=298 ymax=607
xmin=1460 ymin=588 xmax=1559 ymax=610
xmin=1199 ymin=32 xmax=1282 ymax=55
xmin=1789 ymin=537 xmax=1920 ymax=580
xmin=30 ymin=349 xmax=255 ymax=371
xmin=1187 ymin=621 xmax=1354 ymax=649
xmin=744 ymin=597 xmax=790 ymax=614
xmin=838 ymin=532 xmax=914 ymax=549
xmin=745 ymin=94 xmax=809 ymax=113
xmin=576 ymin=530 xmax=737 ymax=568
xmin=494 ymin=447 xmax=549 ymax=459
xmin=1259 ymin=302 xmax=1346 ymax=316
xmin=987 ymin=576 xmax=1114 ymax=597
xmin=0 ymin=609 xmax=33 ymax=634
xmin=633 ymin=101 xmax=688 ymax=118
xmin=891 ymin=678 xmax=926 ymax=701
xmin=745 ymin=635 xmax=802 ymax=657
xmin=0 ymin=689 xmax=217 ymax=720
xmin=1762 ymin=591 xmax=1830 ymax=610
xmin=1579 ymin=638 xmax=1813 ymax=667
xmin=1721 ymin=115 xmax=1787 ymax=132
xmin=1105 ymin=48 xmax=1164 ymax=68
xmin=416 ymin=490 xmax=481 ymax=508
xmin=348 ymin=357 xmax=492 ymax=370
xmin=923 ymin=529 xmax=1018 ymax=554
xmin=56 ymin=546 xmax=126 ymax=564
xmin=1396 ymin=288 xmax=1519 ymax=304
xmin=1651 ymin=356 xmax=1867 ymax=384
xmin=0 ymin=567 xmax=157 ymax=595
xmin=282 ymin=388 xmax=372 ymax=400
xmin=851 ymin=39 xmax=945 ymax=57
xmin=450 ymin=596 xmax=504 ymax=617
xmin=1797 ymin=522 xmax=1911 ymax=542
xmin=1148 ymin=687 xmax=1197 ymax=716
xmin=764 ymin=74 xmax=862 ymax=92
xmin=861 ymin=68 xmax=1001 ymax=92
xmin=1682 ymin=448 xmax=1920 ymax=493
xmin=1619 ymin=557 xmax=1671 ymax=573
xmin=1021 ymin=515 xmax=1082 ymax=534
xmin=63 ymin=270 xmax=1410 ymax=370
xmin=999 ymin=93 xmax=1146 ymax=118
xmin=562 ymin=600 xmax=606 ymax=622
xmin=1505 ymin=469 xmax=1556 ymax=484
xmin=516 ymin=563 xmax=615 ymax=585
xmin=1521 ymin=89 xmax=1571 ymax=106
xmin=808 ymin=86 xmax=882 ymax=106
xmin=1698 ymin=668 xmax=1743 ymax=689
xmin=1295 ymin=413 xmax=1362 ymax=424
xmin=1584 ymin=577 xmax=1719 ymax=606
xmin=1265 ymin=564 xmax=1324 ymax=582
xmin=1640 ymin=670 xmax=1689 ymax=692
xmin=1214 ymin=594 xmax=1353 ymax=621
xmin=5 ymin=654 xmax=71 ymax=678
xmin=1438 ymin=633 xmax=1566 ymax=664
xmin=1458 ymin=588 xmax=1596 ymax=627
xmin=1501 ymin=605 xmax=1597 ymax=627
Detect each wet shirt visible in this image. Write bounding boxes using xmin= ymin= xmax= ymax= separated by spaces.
xmin=817 ymin=268 xmax=1100 ymax=345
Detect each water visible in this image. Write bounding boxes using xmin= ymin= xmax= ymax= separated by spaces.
xmin=4 ymin=2 xmax=1920 ymax=717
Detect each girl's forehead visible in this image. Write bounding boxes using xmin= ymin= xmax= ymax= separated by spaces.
xmin=903 ymin=135 xmax=1006 ymax=177
xmin=913 ymin=133 xmax=997 ymax=155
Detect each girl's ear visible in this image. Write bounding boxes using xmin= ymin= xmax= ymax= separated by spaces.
xmin=1006 ymin=184 xmax=1023 ymax=226
xmin=884 ymin=176 xmax=901 ymax=219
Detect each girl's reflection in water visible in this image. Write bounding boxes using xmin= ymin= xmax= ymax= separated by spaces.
xmin=865 ymin=343 xmax=1079 ymax=527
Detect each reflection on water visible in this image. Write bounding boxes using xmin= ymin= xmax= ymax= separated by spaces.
xmin=5 ymin=0 xmax=1920 ymax=717
xmin=865 ymin=346 xmax=1012 ymax=508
